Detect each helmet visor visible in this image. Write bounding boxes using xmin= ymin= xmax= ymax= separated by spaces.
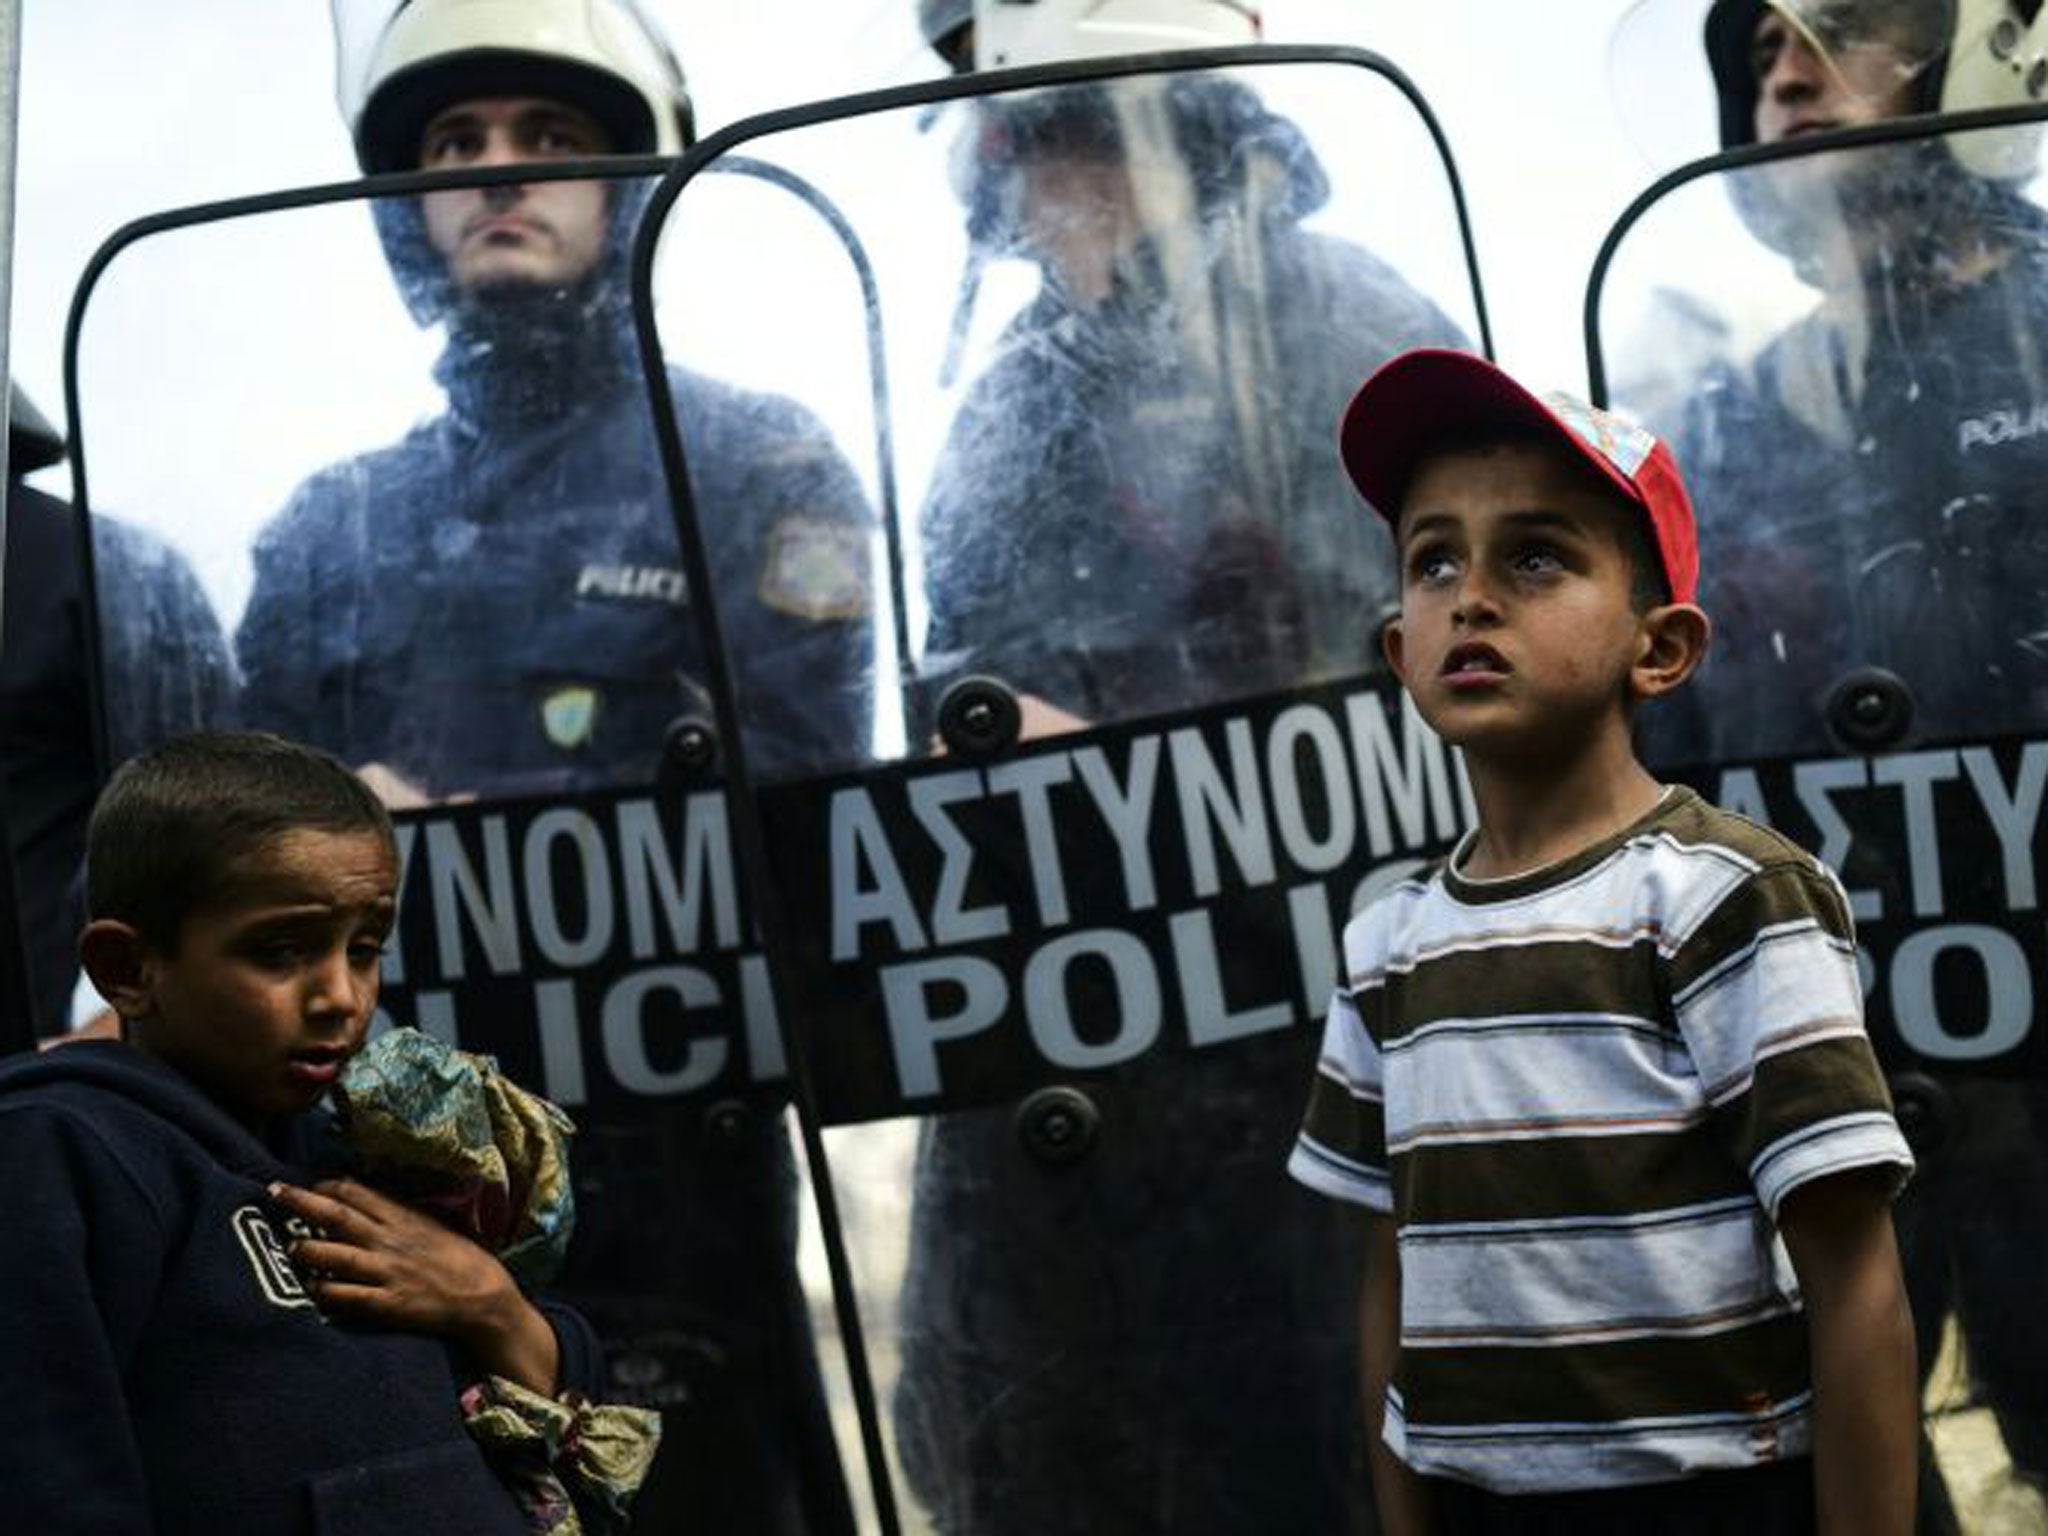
xmin=1611 ymin=0 xmax=1951 ymax=172
xmin=1611 ymin=0 xmax=1728 ymax=170
xmin=1768 ymin=0 xmax=1951 ymax=105
xmin=332 ymin=0 xmax=401 ymax=132
xmin=971 ymin=0 xmax=1262 ymax=71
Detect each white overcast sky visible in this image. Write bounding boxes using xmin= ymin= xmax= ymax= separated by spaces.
xmin=11 ymin=0 xmax=1727 ymax=420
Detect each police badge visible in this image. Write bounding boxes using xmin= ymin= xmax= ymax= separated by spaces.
xmin=540 ymin=685 xmax=601 ymax=750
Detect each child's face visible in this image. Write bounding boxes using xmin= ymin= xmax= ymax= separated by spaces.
xmin=1383 ymin=441 xmax=1652 ymax=763
xmin=130 ymin=828 xmax=397 ymax=1132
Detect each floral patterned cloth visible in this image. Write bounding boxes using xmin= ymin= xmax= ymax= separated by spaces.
xmin=334 ymin=1028 xmax=577 ymax=1286
xmin=333 ymin=1031 xmax=662 ymax=1528
xmin=460 ymin=1376 xmax=664 ymax=1536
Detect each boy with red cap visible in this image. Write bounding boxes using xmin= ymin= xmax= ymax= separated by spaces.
xmin=1289 ymin=350 xmax=1918 ymax=1533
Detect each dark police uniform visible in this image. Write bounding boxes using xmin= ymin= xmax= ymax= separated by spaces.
xmin=2 ymin=413 xmax=235 ymax=1040
xmin=920 ymin=79 xmax=1461 ymax=728
xmin=1653 ymin=168 xmax=2048 ymax=764
xmin=237 ymin=349 xmax=871 ymax=793
xmin=898 ymin=76 xmax=1466 ymax=1536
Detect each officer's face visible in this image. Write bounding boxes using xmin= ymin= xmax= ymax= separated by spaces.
xmin=1020 ymin=153 xmax=1140 ymax=310
xmin=1751 ymin=7 xmax=1922 ymax=143
xmin=418 ymin=97 xmax=613 ymax=290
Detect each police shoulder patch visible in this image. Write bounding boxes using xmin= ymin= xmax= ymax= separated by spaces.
xmin=759 ymin=515 xmax=871 ymax=621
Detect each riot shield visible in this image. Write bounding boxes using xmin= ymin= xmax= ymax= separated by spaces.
xmin=65 ymin=161 xmax=872 ymax=1534
xmin=1590 ymin=109 xmax=2048 ymax=1532
xmin=640 ymin=51 xmax=1487 ymax=1533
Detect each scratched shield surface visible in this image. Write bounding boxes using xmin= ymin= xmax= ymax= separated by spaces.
xmin=1593 ymin=114 xmax=2048 ymax=1533
xmin=646 ymin=56 xmax=1488 ymax=1534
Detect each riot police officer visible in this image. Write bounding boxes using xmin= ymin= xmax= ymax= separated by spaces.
xmin=915 ymin=0 xmax=1463 ymax=739
xmin=2 ymin=391 xmax=94 ymax=1041
xmin=1661 ymin=0 xmax=2048 ymax=762
xmin=1650 ymin=3 xmax=2048 ymax=1523
xmin=233 ymin=4 xmax=870 ymax=1530
xmin=895 ymin=5 xmax=1467 ymax=1531
xmin=239 ymin=0 xmax=874 ymax=797
xmin=1 ymin=387 xmax=234 ymax=1041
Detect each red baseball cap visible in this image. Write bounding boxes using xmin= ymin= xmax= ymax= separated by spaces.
xmin=1339 ymin=348 xmax=1700 ymax=606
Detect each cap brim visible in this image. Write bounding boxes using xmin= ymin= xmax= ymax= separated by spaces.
xmin=1339 ymin=349 xmax=1645 ymax=527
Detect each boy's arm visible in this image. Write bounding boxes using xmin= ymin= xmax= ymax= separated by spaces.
xmin=1776 ymin=1167 xmax=1916 ymax=1536
xmin=1361 ymin=1212 xmax=1437 ymax=1536
xmin=271 ymin=1178 xmax=561 ymax=1395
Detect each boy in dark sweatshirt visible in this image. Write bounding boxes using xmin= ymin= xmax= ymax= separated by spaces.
xmin=0 ymin=730 xmax=602 ymax=1533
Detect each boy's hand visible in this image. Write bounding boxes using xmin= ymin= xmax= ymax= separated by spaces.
xmin=269 ymin=1178 xmax=560 ymax=1395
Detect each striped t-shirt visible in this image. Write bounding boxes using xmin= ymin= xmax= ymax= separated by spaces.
xmin=1288 ymin=787 xmax=1912 ymax=1495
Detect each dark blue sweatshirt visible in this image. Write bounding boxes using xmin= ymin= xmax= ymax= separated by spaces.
xmin=0 ymin=1041 xmax=601 ymax=1534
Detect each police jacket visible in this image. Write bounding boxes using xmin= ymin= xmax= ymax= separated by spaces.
xmin=0 ymin=1041 xmax=602 ymax=1535
xmin=1 ymin=489 xmax=234 ymax=1035
xmin=918 ymin=77 xmax=1466 ymax=727
xmin=237 ymin=300 xmax=873 ymax=798
xmin=1660 ymin=181 xmax=2048 ymax=763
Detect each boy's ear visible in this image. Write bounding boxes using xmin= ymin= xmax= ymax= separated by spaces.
xmin=1380 ymin=613 xmax=1409 ymax=682
xmin=1632 ymin=602 xmax=1712 ymax=701
xmin=78 ymin=920 xmax=157 ymax=1023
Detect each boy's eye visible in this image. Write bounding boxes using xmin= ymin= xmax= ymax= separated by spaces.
xmin=1407 ymin=547 xmax=1457 ymax=585
xmin=246 ymin=939 xmax=309 ymax=968
xmin=348 ymin=937 xmax=390 ymax=968
xmin=1513 ymin=545 xmax=1565 ymax=576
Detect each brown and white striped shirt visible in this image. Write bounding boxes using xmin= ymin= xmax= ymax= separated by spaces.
xmin=1289 ymin=787 xmax=1911 ymax=1494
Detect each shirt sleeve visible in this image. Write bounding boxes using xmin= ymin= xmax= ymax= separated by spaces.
xmin=1668 ymin=855 xmax=1913 ymax=1220
xmin=1288 ymin=980 xmax=1393 ymax=1211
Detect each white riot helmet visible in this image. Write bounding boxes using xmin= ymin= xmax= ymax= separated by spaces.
xmin=1704 ymin=0 xmax=2048 ymax=174
xmin=337 ymin=0 xmax=693 ymax=174
xmin=921 ymin=0 xmax=1262 ymax=73
xmin=1939 ymin=0 xmax=2048 ymax=155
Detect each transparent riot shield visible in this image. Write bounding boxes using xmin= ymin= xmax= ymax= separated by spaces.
xmin=66 ymin=162 xmax=870 ymax=1534
xmin=641 ymin=51 xmax=1487 ymax=1533
xmin=1591 ymin=110 xmax=2048 ymax=1532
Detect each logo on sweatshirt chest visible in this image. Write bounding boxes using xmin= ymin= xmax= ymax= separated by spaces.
xmin=232 ymin=1205 xmax=316 ymax=1311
